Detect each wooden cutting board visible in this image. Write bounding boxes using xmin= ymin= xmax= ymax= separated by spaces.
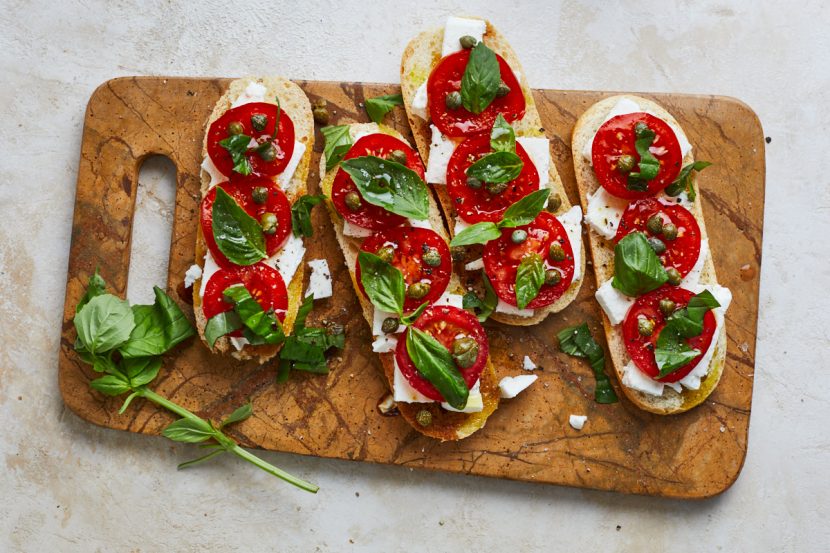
xmin=59 ymin=77 xmax=764 ymax=499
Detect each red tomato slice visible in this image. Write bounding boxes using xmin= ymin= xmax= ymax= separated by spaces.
xmin=591 ymin=112 xmax=682 ymax=199
xmin=356 ymin=226 xmax=452 ymax=313
xmin=200 ymin=177 xmax=292 ymax=269
xmin=483 ymin=212 xmax=575 ymax=309
xmin=614 ymin=198 xmax=702 ymax=277
xmin=202 ymin=263 xmax=288 ymax=337
xmin=395 ymin=305 xmax=489 ymax=402
xmin=331 ymin=133 xmax=425 ymax=231
xmin=623 ymin=286 xmax=716 ymax=382
xmin=427 ymin=49 xmax=526 ymax=138
xmin=207 ymin=102 xmax=295 ymax=177
xmin=446 ymin=135 xmax=540 ymax=223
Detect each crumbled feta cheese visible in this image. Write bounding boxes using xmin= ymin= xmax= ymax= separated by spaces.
xmin=499 ymin=375 xmax=538 ymax=398
xmin=522 ymin=356 xmax=538 ymax=371
xmin=305 ymin=259 xmax=332 ymax=299
xmin=569 ymin=414 xmax=587 ymax=430
xmin=425 ymin=125 xmax=457 ymax=185
xmin=464 ymin=258 xmax=484 ymax=271
xmin=184 ymin=264 xmax=202 ymax=288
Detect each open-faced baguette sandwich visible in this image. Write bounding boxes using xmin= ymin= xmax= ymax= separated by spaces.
xmin=189 ymin=77 xmax=314 ymax=363
xmin=318 ymin=121 xmax=501 ymax=440
xmin=400 ymin=16 xmax=584 ymax=325
xmin=572 ymin=94 xmax=730 ymax=414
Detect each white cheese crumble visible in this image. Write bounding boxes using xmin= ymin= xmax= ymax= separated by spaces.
xmin=522 ymin=355 xmax=538 ymax=371
xmin=442 ymin=380 xmax=484 ymax=413
xmin=276 ymin=141 xmax=305 ymax=191
xmin=425 ymin=125 xmax=457 ymax=185
xmin=201 ymin=156 xmax=226 ymax=188
xmin=516 ymin=136 xmax=550 ymax=187
xmin=435 ymin=291 xmax=464 ymax=309
xmin=229 ymin=336 xmax=250 ymax=351
xmin=184 ymin=264 xmax=202 ymax=288
xmin=343 ymin=220 xmax=374 ymax=238
xmin=372 ymin=308 xmax=405 ymax=335
xmin=584 ymin=186 xmax=628 ymax=240
xmin=199 ymin=250 xmax=220 ymax=299
xmin=372 ymin=335 xmax=398 ymax=353
xmin=499 ymin=375 xmax=538 ymax=398
xmin=265 ymin=233 xmax=305 ymax=285
xmin=495 ymin=299 xmax=535 ymax=317
xmin=411 ymin=81 xmax=428 ymax=120
xmin=407 ymin=217 xmax=432 ymax=229
xmin=569 ymin=414 xmax=588 ymax=430
xmin=230 ymin=81 xmax=267 ymax=107
xmin=393 ymin=358 xmax=432 ymax=403
xmin=464 ymin=258 xmax=484 ymax=271
xmin=441 ymin=16 xmax=487 ymax=57
xmin=595 ymin=279 xmax=634 ymax=326
xmin=305 ymin=259 xmax=332 ymax=299
xmin=557 ymin=205 xmax=583 ymax=282
xmin=681 ymin=239 xmax=709 ymax=289
xmin=454 ymin=219 xmax=470 ymax=235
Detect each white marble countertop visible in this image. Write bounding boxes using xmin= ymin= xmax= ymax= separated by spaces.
xmin=1 ymin=0 xmax=828 ymax=551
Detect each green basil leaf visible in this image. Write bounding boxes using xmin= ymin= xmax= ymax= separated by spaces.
xmin=365 ymin=93 xmax=404 ymax=124
xmin=76 ymin=268 xmax=107 ymax=313
xmin=280 ymin=338 xmax=328 ymax=373
xmin=556 ymin=323 xmax=618 ymax=404
xmin=219 ymin=133 xmax=253 ymax=176
xmin=357 ymin=251 xmax=405 ymax=315
xmin=92 ymin=354 xmax=118 ymax=374
xmin=74 ymin=294 xmax=136 ymax=355
xmin=465 ymin=151 xmax=523 ymax=184
xmin=120 ymin=356 xmax=162 ymax=388
xmin=400 ymin=302 xmax=429 ymax=326
xmin=276 ymin=358 xmax=292 ymax=383
xmin=500 ymin=189 xmax=550 ymax=228
xmin=291 ymin=194 xmax=325 ymax=238
xmin=406 ymin=327 xmax=469 ymax=410
xmin=119 ymin=286 xmax=195 ymax=358
xmin=515 ymin=254 xmax=545 ymax=310
xmin=161 ymin=417 xmax=215 ymax=443
xmin=340 ymin=156 xmax=429 ymax=220
xmin=294 ymin=294 xmax=315 ymax=330
xmin=653 ymin=290 xmax=719 ymax=377
xmin=462 ymin=274 xmax=498 ymax=322
xmin=90 ymin=374 xmax=132 ymax=397
xmin=665 ymin=161 xmax=712 ymax=200
xmin=449 ymin=222 xmax=502 ymax=247
xmin=295 ymin=327 xmax=345 ymax=350
xmin=223 ymin=285 xmax=285 ymax=345
xmin=612 ymin=232 xmax=668 ymax=296
xmin=221 ymin=402 xmax=253 ymax=428
xmin=460 ymin=41 xmax=501 ymax=114
xmin=490 ymin=114 xmax=515 ymax=153
xmin=627 ymin=122 xmax=660 ymax=190
xmin=211 ymin=186 xmax=267 ymax=266
xmin=321 ymin=125 xmax=353 ymax=172
xmin=205 ymin=311 xmax=242 ymax=348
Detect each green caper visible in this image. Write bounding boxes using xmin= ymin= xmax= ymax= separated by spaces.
xmin=450 ymin=245 xmax=466 ymax=263
xmin=545 ymin=268 xmax=562 ymax=286
xmin=344 ymin=191 xmax=362 ymax=211
xmin=452 ymin=336 xmax=479 ymax=369
xmin=376 ymin=246 xmax=395 ymax=263
xmin=495 ymin=81 xmax=511 ymax=98
xmin=250 ymin=113 xmax=268 ymax=132
xmin=638 ymin=317 xmax=655 ymax=336
xmin=486 ymin=181 xmax=508 ymax=195
xmin=647 ymin=236 xmax=667 ymax=255
xmin=260 ymin=212 xmax=278 ymax=235
xmin=511 ymin=229 xmax=528 ymax=244
xmin=646 ymin=214 xmax=663 ymax=235
xmin=616 ymin=154 xmax=636 ymax=173
xmin=416 ymin=409 xmax=433 ymax=427
xmin=659 ymin=299 xmax=676 ymax=317
xmin=422 ymin=247 xmax=442 ymax=267
xmin=546 ymin=193 xmax=562 ymax=213
xmin=666 ymin=267 xmax=682 ymax=286
xmin=459 ymin=35 xmax=478 ymax=49
xmin=251 ymin=186 xmax=269 ymax=204
xmin=549 ymin=241 xmax=566 ymax=262
xmin=662 ymin=223 xmax=678 ymax=241
xmin=228 ymin=121 xmax=244 ymax=135
xmin=386 ymin=149 xmax=408 ymax=165
xmin=445 ymin=91 xmax=462 ymax=110
xmin=258 ymin=142 xmax=277 ymax=162
xmin=381 ymin=317 xmax=399 ymax=334
xmin=467 ymin=175 xmax=482 ymax=189
xmin=312 ymin=106 xmax=329 ymax=125
xmin=407 ymin=281 xmax=431 ymax=299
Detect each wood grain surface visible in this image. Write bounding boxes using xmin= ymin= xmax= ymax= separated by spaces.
xmin=59 ymin=77 xmax=764 ymax=498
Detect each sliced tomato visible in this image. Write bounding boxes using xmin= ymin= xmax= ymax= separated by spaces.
xmin=207 ymin=102 xmax=295 ymax=177
xmin=395 ymin=305 xmax=488 ymax=402
xmin=356 ymin=226 xmax=452 ymax=312
xmin=331 ymin=133 xmax=424 ymax=231
xmin=614 ymin=198 xmax=702 ymax=277
xmin=202 ymin=263 xmax=288 ymax=337
xmin=623 ymin=286 xmax=716 ymax=382
xmin=591 ymin=112 xmax=682 ymax=199
xmin=446 ymin=135 xmax=540 ymax=223
xmin=200 ymin=177 xmax=292 ymax=269
xmin=483 ymin=212 xmax=574 ymax=309
xmin=427 ymin=49 xmax=526 ymax=138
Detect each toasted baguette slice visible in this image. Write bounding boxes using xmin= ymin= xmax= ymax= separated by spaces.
xmin=192 ymin=77 xmax=314 ymax=364
xmin=400 ymin=17 xmax=584 ymax=325
xmin=572 ymin=94 xmax=725 ymax=414
xmin=319 ymin=122 xmax=499 ymax=440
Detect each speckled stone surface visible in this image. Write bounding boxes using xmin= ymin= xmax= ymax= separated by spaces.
xmin=1 ymin=1 xmax=828 ymax=551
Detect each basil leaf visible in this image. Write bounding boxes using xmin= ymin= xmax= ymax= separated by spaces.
xmin=665 ymin=161 xmax=712 ymax=200
xmin=321 ymin=125 xmax=353 ymax=171
xmin=205 ymin=311 xmax=242 ymax=348
xmin=654 ymin=336 xmax=701 ymax=377
xmin=291 ymin=194 xmax=325 ymax=238
xmin=449 ymin=222 xmax=501 ymax=247
xmin=460 ymin=41 xmax=501 ymax=114
xmin=515 ymin=254 xmax=545 ymax=309
xmin=466 ymin=151 xmax=523 ymax=184
xmin=280 ymin=338 xmax=328 ymax=373
xmin=612 ymin=232 xmax=668 ymax=297
xmin=90 ymin=374 xmax=132 ymax=397
xmin=276 ymin=358 xmax=292 ymax=383
xmin=120 ymin=356 xmax=162 ymax=388
xmin=76 ymin=268 xmax=107 ymax=313
xmin=119 ymin=286 xmax=195 ymax=358
xmin=365 ymin=93 xmax=404 ymax=124
xmin=93 ymin=354 xmax=118 ymax=374
xmin=500 ymin=189 xmax=550 ymax=228
xmin=294 ymin=293 xmax=315 ymax=329
xmin=556 ymin=323 xmax=618 ymax=404
xmin=219 ymin=133 xmax=253 ymax=176
xmin=74 ymin=294 xmax=136 ymax=355
xmin=406 ymin=327 xmax=469 ymax=410
xmin=627 ymin=122 xmax=660 ymax=190
xmin=277 ymin=294 xmax=345 ymax=381
xmin=221 ymin=403 xmax=253 ymax=428
xmin=161 ymin=417 xmax=215 ymax=443
xmin=357 ymin=251 xmax=405 ymax=315
xmin=490 ymin=114 xmax=515 ymax=153
xmin=653 ymin=290 xmax=720 ymax=377
xmin=212 ymin=187 xmax=267 ymax=266
xmin=462 ymin=274 xmax=498 ymax=322
xmin=223 ymin=285 xmax=285 ymax=345
xmin=400 ymin=302 xmax=429 ymax=326
xmin=340 ymin=156 xmax=429 ymax=220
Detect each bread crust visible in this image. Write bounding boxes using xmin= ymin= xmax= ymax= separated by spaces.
xmin=571 ymin=94 xmax=726 ymax=414
xmin=192 ymin=77 xmax=313 ymax=364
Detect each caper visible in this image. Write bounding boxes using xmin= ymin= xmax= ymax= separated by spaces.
xmin=659 ymin=299 xmax=676 ymax=317
xmin=486 ymin=181 xmax=508 ymax=195
xmin=381 ymin=317 xmax=399 ymax=334
xmin=344 ymin=191 xmax=362 ymax=211
xmin=662 ymin=223 xmax=678 ymax=241
xmin=459 ymin=35 xmax=478 ymax=49
xmin=386 ymin=149 xmax=408 ymax=165
xmin=415 ymin=409 xmax=433 ymax=427
xmin=546 ymin=193 xmax=562 ymax=213
xmin=495 ymin=81 xmax=511 ymax=98
xmin=422 ymin=247 xmax=442 ymax=267
xmin=616 ymin=154 xmax=636 ymax=173
xmin=511 ymin=229 xmax=528 ymax=244
xmin=467 ymin=175 xmax=482 ymax=189
xmin=452 ymin=336 xmax=479 ymax=369
xmin=407 ymin=281 xmax=431 ymax=299
xmin=228 ymin=121 xmax=244 ymax=135
xmin=250 ymin=113 xmax=268 ymax=132
xmin=260 ymin=212 xmax=278 ymax=235
xmin=258 ymin=142 xmax=277 ymax=162
xmin=666 ymin=267 xmax=682 ymax=286
xmin=312 ymin=106 xmax=330 ymax=125
xmin=647 ymin=236 xmax=667 ymax=255
xmin=646 ymin=214 xmax=663 ymax=234
xmin=638 ymin=317 xmax=655 ymax=336
xmin=251 ymin=186 xmax=269 ymax=205
xmin=445 ymin=91 xmax=462 ymax=110
xmin=376 ymin=246 xmax=395 ymax=263
xmin=545 ymin=268 xmax=562 ymax=286
xmin=549 ymin=241 xmax=566 ymax=262
xmin=326 ymin=321 xmax=345 ymax=336
xmin=450 ymin=245 xmax=466 ymax=263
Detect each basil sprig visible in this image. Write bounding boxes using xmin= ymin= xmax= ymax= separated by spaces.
xmin=321 ymin=125 xmax=353 ymax=171
xmin=654 ymin=290 xmax=720 ymax=377
xmin=465 ymin=115 xmax=524 ymax=184
xmin=557 ymin=323 xmax=618 ymax=403
xmin=212 ymin=187 xmax=266 ymax=266
xmin=219 ymin=133 xmax=253 ymax=176
xmin=627 ymin=122 xmax=660 ymax=191
xmin=365 ymin=93 xmax=403 ymax=124
xmin=460 ymin=42 xmax=501 ymax=114
xmin=515 ymin=254 xmax=545 ymax=310
xmin=291 ymin=194 xmax=325 ymax=237
xmin=665 ymin=161 xmax=712 ymax=201
xmin=612 ymin=232 xmax=668 ymax=297
xmin=463 ymin=274 xmax=498 ymax=322
xmin=450 ymin=188 xmax=550 ymax=247
xmin=204 ymin=284 xmax=285 ymax=348
xmin=340 ymin=155 xmax=429 ymax=219
xmin=278 ymin=294 xmax=346 ymax=380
